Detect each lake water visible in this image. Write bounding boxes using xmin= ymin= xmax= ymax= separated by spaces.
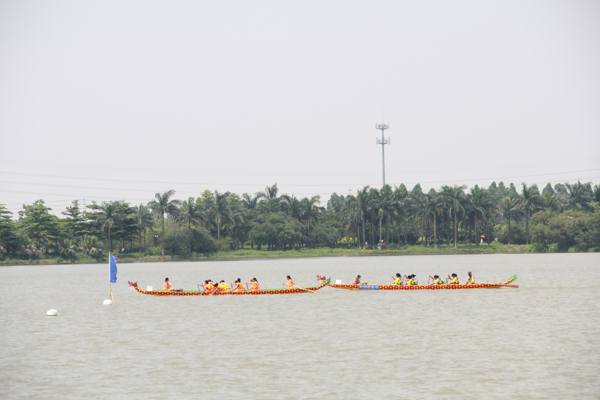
xmin=1 ymin=253 xmax=599 ymax=399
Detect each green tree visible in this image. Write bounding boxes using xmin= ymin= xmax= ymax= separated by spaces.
xmin=498 ymin=196 xmax=522 ymax=245
xmin=257 ymin=183 xmax=281 ymax=214
xmin=565 ymin=181 xmax=593 ymax=211
xmin=176 ymin=197 xmax=205 ymax=253
xmin=467 ymin=185 xmax=495 ymax=247
xmin=442 ymin=185 xmax=466 ymax=248
xmin=519 ymin=183 xmax=543 ymax=245
xmin=148 ymin=190 xmax=182 ymax=256
xmin=134 ymin=204 xmax=154 ymax=251
xmin=300 ymin=195 xmax=324 ymax=246
xmin=210 ymin=190 xmax=233 ymax=245
xmin=17 ymin=200 xmax=61 ymax=252
xmin=0 ymin=205 xmax=17 ymax=256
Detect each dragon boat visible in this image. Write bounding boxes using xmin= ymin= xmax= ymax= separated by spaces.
xmin=127 ymin=277 xmax=331 ymax=296
xmin=322 ymin=275 xmax=518 ymax=291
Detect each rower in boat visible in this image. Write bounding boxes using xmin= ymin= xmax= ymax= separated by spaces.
xmin=204 ymin=280 xmax=217 ymax=294
xmin=217 ymin=280 xmax=231 ymax=293
xmin=284 ymin=275 xmax=295 ymax=290
xmin=466 ymin=271 xmax=475 ymax=284
xmin=392 ymin=273 xmax=403 ymax=286
xmin=232 ymin=278 xmax=245 ymax=293
xmin=246 ymin=278 xmax=260 ymax=291
xmin=429 ymin=275 xmax=445 ymax=285
xmin=163 ymin=277 xmax=182 ymax=292
xmin=353 ymin=275 xmax=362 ymax=285
xmin=448 ymin=273 xmax=460 ymax=285
xmin=406 ymin=275 xmax=417 ymax=285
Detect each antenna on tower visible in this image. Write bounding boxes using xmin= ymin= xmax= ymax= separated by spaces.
xmin=375 ymin=121 xmax=390 ymax=186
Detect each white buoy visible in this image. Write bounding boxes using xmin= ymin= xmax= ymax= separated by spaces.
xmin=103 ymin=299 xmax=113 ymax=306
xmin=47 ymin=309 xmax=58 ymax=316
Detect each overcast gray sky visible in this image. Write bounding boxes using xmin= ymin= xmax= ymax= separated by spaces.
xmin=1 ymin=0 xmax=599 ymax=217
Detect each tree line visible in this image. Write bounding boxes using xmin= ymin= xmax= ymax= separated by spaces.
xmin=1 ymin=180 xmax=599 ymax=261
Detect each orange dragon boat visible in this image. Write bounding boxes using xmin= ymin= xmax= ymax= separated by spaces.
xmin=128 ymin=277 xmax=331 ymax=296
xmin=322 ymin=275 xmax=518 ymax=291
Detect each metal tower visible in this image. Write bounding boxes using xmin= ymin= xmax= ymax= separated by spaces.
xmin=375 ymin=122 xmax=390 ymax=186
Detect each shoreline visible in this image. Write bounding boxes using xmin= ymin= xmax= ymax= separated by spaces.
xmin=0 ymin=243 xmax=543 ymax=266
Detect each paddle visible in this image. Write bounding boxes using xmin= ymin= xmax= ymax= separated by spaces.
xmin=295 ymin=286 xmax=317 ymax=294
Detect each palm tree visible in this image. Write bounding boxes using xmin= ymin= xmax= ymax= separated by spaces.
xmin=378 ymin=185 xmax=395 ymax=247
xmin=148 ymin=190 xmax=182 ymax=256
xmin=176 ymin=198 xmax=205 ymax=253
xmin=498 ymin=196 xmax=521 ymax=245
xmin=467 ymin=185 xmax=494 ymax=247
xmin=257 ymin=183 xmax=281 ymax=213
xmin=354 ymin=186 xmax=371 ymax=249
xmin=281 ymin=194 xmax=302 ymax=220
xmin=565 ymin=181 xmax=594 ymax=211
xmin=134 ymin=204 xmax=154 ymax=251
xmin=421 ymin=189 xmax=443 ymax=248
xmin=300 ymin=195 xmax=324 ymax=245
xmin=442 ymin=185 xmax=466 ymax=248
xmin=96 ymin=201 xmax=118 ymax=252
xmin=519 ymin=183 xmax=543 ymax=245
xmin=210 ymin=190 xmax=233 ymax=244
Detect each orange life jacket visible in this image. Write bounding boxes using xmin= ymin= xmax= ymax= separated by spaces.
xmin=205 ymin=282 xmax=215 ymax=293
xmin=251 ymin=281 xmax=260 ymax=291
xmin=163 ymin=281 xmax=172 ymax=291
xmin=286 ymin=279 xmax=295 ymax=289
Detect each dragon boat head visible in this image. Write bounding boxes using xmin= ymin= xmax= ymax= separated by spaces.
xmin=127 ymin=281 xmax=138 ymax=288
xmin=316 ymin=275 xmax=327 ymax=282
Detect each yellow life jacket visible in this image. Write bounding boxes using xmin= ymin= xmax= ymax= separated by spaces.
xmin=451 ymin=277 xmax=459 ymax=285
xmin=393 ymin=277 xmax=402 ymax=285
xmin=434 ymin=278 xmax=445 ymax=285
xmin=407 ymin=279 xmax=415 ymax=286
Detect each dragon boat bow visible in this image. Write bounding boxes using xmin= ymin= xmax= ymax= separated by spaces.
xmin=324 ymin=275 xmax=518 ymax=290
xmin=128 ymin=277 xmax=331 ymax=296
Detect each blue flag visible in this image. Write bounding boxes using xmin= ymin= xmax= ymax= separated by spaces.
xmin=109 ymin=253 xmax=118 ymax=283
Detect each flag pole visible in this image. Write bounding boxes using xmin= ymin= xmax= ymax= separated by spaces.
xmin=109 ymin=284 xmax=115 ymax=303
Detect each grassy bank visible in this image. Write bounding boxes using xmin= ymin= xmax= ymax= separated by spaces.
xmin=0 ymin=242 xmax=533 ymax=266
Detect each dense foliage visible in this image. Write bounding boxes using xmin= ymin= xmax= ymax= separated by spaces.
xmin=1 ymin=180 xmax=599 ymax=262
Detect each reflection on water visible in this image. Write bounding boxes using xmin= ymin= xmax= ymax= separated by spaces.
xmin=1 ymin=253 xmax=599 ymax=399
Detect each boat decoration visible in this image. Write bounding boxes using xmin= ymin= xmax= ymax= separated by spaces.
xmin=320 ymin=275 xmax=518 ymax=290
xmin=127 ymin=277 xmax=331 ymax=296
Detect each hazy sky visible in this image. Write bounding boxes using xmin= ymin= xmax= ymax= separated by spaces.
xmin=1 ymin=0 xmax=599 ymax=217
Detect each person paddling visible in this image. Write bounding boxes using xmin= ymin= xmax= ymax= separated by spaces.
xmin=217 ymin=280 xmax=231 ymax=293
xmin=246 ymin=278 xmax=260 ymax=292
xmin=429 ymin=275 xmax=445 ymax=285
xmin=353 ymin=275 xmax=362 ymax=285
xmin=447 ymin=273 xmax=459 ymax=285
xmin=284 ymin=275 xmax=295 ymax=290
xmin=392 ymin=273 xmax=403 ymax=286
xmin=204 ymin=280 xmax=217 ymax=294
xmin=406 ymin=275 xmax=417 ymax=286
xmin=466 ymin=271 xmax=475 ymax=284
xmin=232 ymin=278 xmax=245 ymax=293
